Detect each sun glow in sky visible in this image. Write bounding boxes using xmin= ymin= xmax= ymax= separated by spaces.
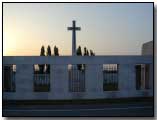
xmin=3 ymin=3 xmax=153 ymax=56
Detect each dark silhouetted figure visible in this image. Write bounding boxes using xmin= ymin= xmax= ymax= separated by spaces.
xmin=54 ymin=46 xmax=59 ymax=56
xmin=77 ymin=46 xmax=82 ymax=70
xmin=39 ymin=45 xmax=45 ymax=74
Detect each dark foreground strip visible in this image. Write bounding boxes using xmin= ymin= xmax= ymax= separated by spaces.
xmin=3 ymin=97 xmax=154 ymax=106
xmin=3 ymin=105 xmax=154 ymax=117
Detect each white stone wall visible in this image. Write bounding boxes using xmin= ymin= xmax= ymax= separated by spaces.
xmin=51 ymin=65 xmax=69 ymax=99
xmin=3 ymin=56 xmax=153 ymax=100
xmin=85 ymin=64 xmax=103 ymax=99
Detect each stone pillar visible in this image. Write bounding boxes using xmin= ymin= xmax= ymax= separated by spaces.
xmin=149 ymin=63 xmax=155 ymax=90
xmin=15 ymin=64 xmax=33 ymax=99
xmin=128 ymin=64 xmax=136 ymax=92
xmin=119 ymin=64 xmax=136 ymax=97
xmin=141 ymin=64 xmax=146 ymax=90
xmin=51 ymin=64 xmax=69 ymax=99
xmin=85 ymin=64 xmax=103 ymax=98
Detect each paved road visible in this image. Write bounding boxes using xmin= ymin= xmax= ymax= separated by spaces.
xmin=3 ymin=102 xmax=154 ymax=116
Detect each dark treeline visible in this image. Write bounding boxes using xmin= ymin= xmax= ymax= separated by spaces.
xmin=40 ymin=45 xmax=95 ymax=57
xmin=40 ymin=45 xmax=59 ymax=56
xmin=77 ymin=46 xmax=95 ymax=56
xmin=76 ymin=45 xmax=95 ymax=70
xmin=38 ymin=45 xmax=59 ymax=74
xmin=38 ymin=45 xmax=95 ymax=73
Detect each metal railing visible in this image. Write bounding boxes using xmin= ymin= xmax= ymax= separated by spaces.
xmin=69 ymin=68 xmax=85 ymax=92
xmin=34 ymin=74 xmax=50 ymax=92
xmin=34 ymin=74 xmax=50 ymax=85
xmin=103 ymin=64 xmax=118 ymax=91
xmin=3 ymin=66 xmax=16 ymax=92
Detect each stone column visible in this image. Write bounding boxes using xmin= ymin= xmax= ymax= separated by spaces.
xmin=85 ymin=64 xmax=103 ymax=98
xmin=128 ymin=64 xmax=136 ymax=92
xmin=141 ymin=64 xmax=145 ymax=90
xmin=15 ymin=64 xmax=34 ymax=99
xmin=118 ymin=64 xmax=136 ymax=97
xmin=149 ymin=63 xmax=153 ymax=96
xmin=51 ymin=64 xmax=69 ymax=99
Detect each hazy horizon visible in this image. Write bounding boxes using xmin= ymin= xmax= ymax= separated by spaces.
xmin=3 ymin=3 xmax=153 ymax=56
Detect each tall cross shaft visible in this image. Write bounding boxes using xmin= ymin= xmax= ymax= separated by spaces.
xmin=68 ymin=20 xmax=81 ymax=56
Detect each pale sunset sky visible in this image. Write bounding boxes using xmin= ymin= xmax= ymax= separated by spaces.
xmin=3 ymin=3 xmax=153 ymax=56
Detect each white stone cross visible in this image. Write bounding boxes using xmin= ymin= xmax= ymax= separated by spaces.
xmin=68 ymin=20 xmax=81 ymax=56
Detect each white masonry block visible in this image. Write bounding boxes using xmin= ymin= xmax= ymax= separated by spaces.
xmin=51 ymin=64 xmax=69 ymax=99
xmin=119 ymin=64 xmax=136 ymax=97
xmin=149 ymin=63 xmax=153 ymax=96
xmin=85 ymin=64 xmax=103 ymax=99
xmin=127 ymin=64 xmax=136 ymax=95
xmin=15 ymin=64 xmax=34 ymax=99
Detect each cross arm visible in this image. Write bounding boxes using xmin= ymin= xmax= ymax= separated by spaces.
xmin=67 ymin=27 xmax=81 ymax=31
xmin=75 ymin=27 xmax=81 ymax=30
xmin=67 ymin=27 xmax=73 ymax=30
